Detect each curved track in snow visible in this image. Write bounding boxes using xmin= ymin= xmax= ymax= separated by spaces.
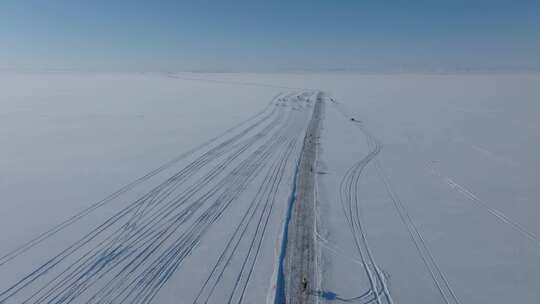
xmin=333 ymin=101 xmax=461 ymax=304
xmin=337 ymin=115 xmax=393 ymax=304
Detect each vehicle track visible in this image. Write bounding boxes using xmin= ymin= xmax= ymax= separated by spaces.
xmin=333 ymin=100 xmax=461 ymax=304
xmin=337 ymin=114 xmax=393 ymax=304
xmin=427 ymin=162 xmax=540 ymax=247
xmin=0 ymin=93 xmax=281 ymax=268
xmin=0 ymin=92 xmax=317 ymax=304
xmin=195 ymin=94 xmax=316 ymax=304
xmin=1 ymin=103 xmax=287 ymax=303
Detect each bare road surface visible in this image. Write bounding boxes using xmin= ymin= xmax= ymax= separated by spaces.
xmin=283 ymin=94 xmax=323 ymax=304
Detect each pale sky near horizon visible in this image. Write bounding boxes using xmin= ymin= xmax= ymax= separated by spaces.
xmin=1 ymin=0 xmax=539 ymax=72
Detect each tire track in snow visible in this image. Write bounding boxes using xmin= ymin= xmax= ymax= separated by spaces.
xmin=194 ymin=100 xmax=310 ymax=304
xmin=427 ymin=162 xmax=540 ymax=247
xmin=0 ymin=92 xmax=316 ymax=304
xmin=0 ymin=94 xmax=280 ymax=268
xmin=333 ymin=100 xmax=461 ymax=304
xmin=338 ymin=120 xmax=393 ymax=304
xmin=1 ymin=103 xmax=286 ymax=303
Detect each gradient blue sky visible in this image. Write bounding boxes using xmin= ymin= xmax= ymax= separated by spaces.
xmin=1 ymin=0 xmax=539 ymax=71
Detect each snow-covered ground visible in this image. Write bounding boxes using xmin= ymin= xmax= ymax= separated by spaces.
xmin=313 ymin=74 xmax=540 ymax=304
xmin=0 ymin=72 xmax=300 ymax=304
xmin=1 ymin=72 xmax=539 ymax=303
xmin=175 ymin=72 xmax=540 ymax=303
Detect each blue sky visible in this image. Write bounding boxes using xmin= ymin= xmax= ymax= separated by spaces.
xmin=1 ymin=0 xmax=539 ymax=71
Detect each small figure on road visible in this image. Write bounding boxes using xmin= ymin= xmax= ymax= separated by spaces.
xmin=301 ymin=276 xmax=308 ymax=293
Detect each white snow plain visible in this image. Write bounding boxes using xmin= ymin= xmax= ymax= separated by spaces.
xmin=1 ymin=72 xmax=539 ymax=303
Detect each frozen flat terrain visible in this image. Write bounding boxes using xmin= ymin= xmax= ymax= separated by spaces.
xmin=174 ymin=73 xmax=540 ymax=303
xmin=1 ymin=72 xmax=539 ymax=303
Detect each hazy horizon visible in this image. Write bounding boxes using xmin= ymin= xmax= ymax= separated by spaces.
xmin=2 ymin=1 xmax=540 ymax=72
